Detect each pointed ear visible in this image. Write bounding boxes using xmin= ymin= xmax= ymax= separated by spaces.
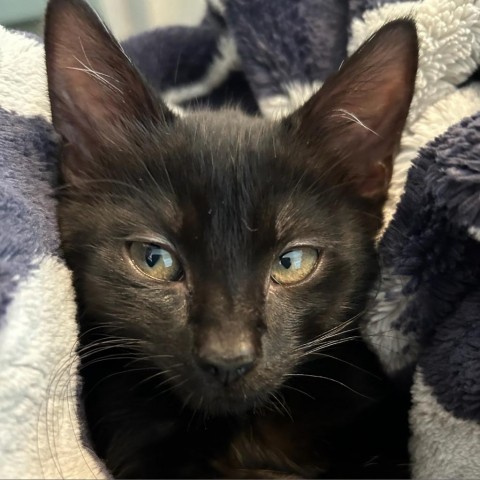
xmin=288 ymin=20 xmax=418 ymax=201
xmin=45 ymin=0 xmax=173 ymax=179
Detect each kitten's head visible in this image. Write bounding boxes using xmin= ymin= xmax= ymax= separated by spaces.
xmin=46 ymin=0 xmax=417 ymax=414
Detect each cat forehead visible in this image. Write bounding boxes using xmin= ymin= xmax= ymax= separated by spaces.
xmin=135 ymin=109 xmax=333 ymax=215
xmin=143 ymin=116 xmax=338 ymax=240
xmin=117 ymin=108 xmax=343 ymax=235
xmin=149 ymin=112 xmax=316 ymax=207
xmin=178 ymin=110 xmax=279 ymax=158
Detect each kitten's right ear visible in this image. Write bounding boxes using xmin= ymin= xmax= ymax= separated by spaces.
xmin=45 ymin=0 xmax=173 ymax=177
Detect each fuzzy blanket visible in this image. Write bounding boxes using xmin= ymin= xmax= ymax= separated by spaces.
xmin=0 ymin=26 xmax=108 ymax=479
xmin=1 ymin=0 xmax=479 ymax=478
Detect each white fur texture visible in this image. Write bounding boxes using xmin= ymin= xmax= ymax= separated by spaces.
xmin=349 ymin=0 xmax=480 ymax=231
xmin=350 ymin=0 xmax=480 ymax=124
xmin=359 ymin=3 xmax=480 ymax=365
xmin=0 ymin=256 xmax=105 ymax=479
xmin=258 ymin=81 xmax=323 ymax=118
xmin=410 ymin=369 xmax=480 ymax=478
xmin=363 ymin=270 xmax=419 ymax=374
xmin=0 ymin=27 xmax=107 ymax=480
xmin=162 ymin=35 xmax=240 ymax=106
xmin=383 ymin=84 xmax=480 ymax=233
xmin=469 ymin=225 xmax=480 ymax=242
xmin=208 ymin=0 xmax=226 ymax=15
xmin=0 ymin=27 xmax=51 ymax=120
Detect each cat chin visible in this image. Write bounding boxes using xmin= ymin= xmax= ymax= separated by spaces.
xmin=191 ymin=395 xmax=258 ymax=416
xmin=174 ymin=379 xmax=276 ymax=416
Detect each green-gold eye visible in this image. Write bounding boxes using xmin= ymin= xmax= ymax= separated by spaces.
xmin=271 ymin=247 xmax=320 ymax=285
xmin=128 ymin=242 xmax=183 ymax=281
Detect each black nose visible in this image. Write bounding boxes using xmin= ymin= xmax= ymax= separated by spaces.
xmin=199 ymin=355 xmax=255 ymax=385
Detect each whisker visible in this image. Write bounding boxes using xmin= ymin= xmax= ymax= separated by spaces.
xmin=294 ymin=324 xmax=359 ymax=353
xmin=150 ymin=377 xmax=187 ymax=402
xmin=281 ymin=384 xmax=316 ymax=401
xmin=285 ymin=373 xmax=372 ymax=400
xmin=312 ymin=352 xmax=382 ymax=380
xmin=301 ymin=335 xmax=362 ymax=357
xmin=132 ymin=369 xmax=172 ymax=391
xmin=271 ymin=391 xmax=293 ymax=421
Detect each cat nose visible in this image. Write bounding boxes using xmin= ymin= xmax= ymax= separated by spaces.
xmin=199 ymin=355 xmax=255 ymax=386
xmin=195 ymin=342 xmax=256 ymax=386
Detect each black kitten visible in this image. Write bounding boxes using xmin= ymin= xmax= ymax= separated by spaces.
xmin=45 ymin=0 xmax=418 ymax=477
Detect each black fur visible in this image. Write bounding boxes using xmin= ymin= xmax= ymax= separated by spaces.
xmin=45 ymin=0 xmax=418 ymax=477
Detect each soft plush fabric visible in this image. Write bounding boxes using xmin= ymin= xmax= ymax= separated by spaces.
xmin=0 ymin=26 xmax=108 ymax=479
xmin=1 ymin=0 xmax=479 ymax=478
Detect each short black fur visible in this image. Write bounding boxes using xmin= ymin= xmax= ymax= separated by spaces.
xmin=45 ymin=0 xmax=418 ymax=477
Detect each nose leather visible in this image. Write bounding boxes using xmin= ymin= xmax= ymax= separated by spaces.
xmin=195 ymin=338 xmax=256 ymax=386
xmin=199 ymin=354 xmax=255 ymax=385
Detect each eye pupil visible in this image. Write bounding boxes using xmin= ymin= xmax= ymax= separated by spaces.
xmin=280 ymin=250 xmax=304 ymax=270
xmin=129 ymin=242 xmax=182 ymax=281
xmin=271 ymin=248 xmax=320 ymax=285
xmin=280 ymin=256 xmax=292 ymax=269
xmin=145 ymin=245 xmax=173 ymax=269
xmin=145 ymin=246 xmax=157 ymax=267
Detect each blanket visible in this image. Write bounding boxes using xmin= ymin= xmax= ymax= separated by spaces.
xmin=1 ymin=0 xmax=479 ymax=478
xmin=0 ymin=26 xmax=108 ymax=479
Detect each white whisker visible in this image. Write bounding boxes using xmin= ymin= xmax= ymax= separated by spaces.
xmin=285 ymin=373 xmax=371 ymax=400
xmin=331 ymin=108 xmax=380 ymax=137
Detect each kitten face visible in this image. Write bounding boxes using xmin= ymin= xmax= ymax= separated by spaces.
xmin=46 ymin=0 xmax=417 ymax=415
xmin=57 ymin=111 xmax=380 ymax=413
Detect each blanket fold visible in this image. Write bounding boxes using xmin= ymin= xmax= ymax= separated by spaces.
xmin=1 ymin=0 xmax=479 ymax=478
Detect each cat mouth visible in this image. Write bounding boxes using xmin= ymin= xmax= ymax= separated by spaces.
xmin=195 ymin=392 xmax=259 ymax=415
xmin=172 ymin=372 xmax=274 ymax=416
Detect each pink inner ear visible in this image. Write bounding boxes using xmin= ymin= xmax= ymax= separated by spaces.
xmin=290 ymin=20 xmax=418 ymax=201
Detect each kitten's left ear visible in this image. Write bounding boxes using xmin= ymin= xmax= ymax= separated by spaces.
xmin=288 ymin=20 xmax=418 ymax=201
xmin=45 ymin=0 xmax=173 ymax=161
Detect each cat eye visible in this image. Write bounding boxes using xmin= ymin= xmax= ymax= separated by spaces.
xmin=128 ymin=242 xmax=183 ymax=281
xmin=271 ymin=247 xmax=320 ymax=285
